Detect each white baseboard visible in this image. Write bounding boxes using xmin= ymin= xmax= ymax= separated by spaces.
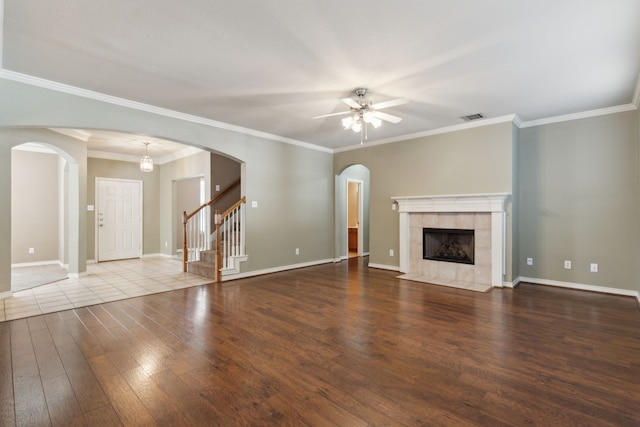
xmin=221 ymin=259 xmax=335 ymax=281
xmin=0 ymin=290 xmax=13 ymax=300
xmin=11 ymin=260 xmax=64 ymax=268
xmin=142 ymin=253 xmax=165 ymax=259
xmin=503 ymin=278 xmax=520 ymax=289
xmin=368 ymin=263 xmax=400 ymax=272
xmin=515 ymin=276 xmax=640 ymax=300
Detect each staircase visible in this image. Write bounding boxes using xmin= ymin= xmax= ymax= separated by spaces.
xmin=182 ymin=180 xmax=247 ymax=281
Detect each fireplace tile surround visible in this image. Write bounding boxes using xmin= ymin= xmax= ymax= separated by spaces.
xmin=391 ymin=193 xmax=510 ymax=292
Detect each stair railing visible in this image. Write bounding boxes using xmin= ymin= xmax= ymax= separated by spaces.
xmin=182 ymin=179 xmax=240 ymax=272
xmin=214 ymin=196 xmax=246 ymax=281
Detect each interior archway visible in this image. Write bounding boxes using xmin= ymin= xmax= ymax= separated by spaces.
xmin=11 ymin=142 xmax=80 ymax=291
xmin=335 ymin=164 xmax=371 ymax=261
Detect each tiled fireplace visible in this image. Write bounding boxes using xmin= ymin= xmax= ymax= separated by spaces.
xmin=391 ymin=193 xmax=509 ymax=292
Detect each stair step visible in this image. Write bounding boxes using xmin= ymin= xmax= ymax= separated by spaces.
xmin=200 ymin=250 xmax=216 ymax=263
xmin=187 ymin=261 xmax=217 ymax=280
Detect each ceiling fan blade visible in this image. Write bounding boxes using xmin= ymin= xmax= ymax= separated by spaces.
xmin=370 ymin=98 xmax=408 ymax=110
xmin=312 ymin=111 xmax=351 ymax=119
xmin=340 ymin=97 xmax=362 ymax=109
xmin=372 ymin=111 xmax=403 ymax=124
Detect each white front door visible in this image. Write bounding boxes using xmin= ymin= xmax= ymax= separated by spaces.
xmin=97 ymin=178 xmax=142 ymax=262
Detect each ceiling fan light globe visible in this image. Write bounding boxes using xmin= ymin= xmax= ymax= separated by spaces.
xmin=342 ymin=117 xmax=354 ymax=129
xmin=363 ymin=111 xmax=373 ymax=123
xmin=371 ymin=117 xmax=382 ymax=128
xmin=351 ymin=122 xmax=362 ymax=132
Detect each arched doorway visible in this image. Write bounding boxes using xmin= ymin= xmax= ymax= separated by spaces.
xmin=10 ymin=141 xmax=81 ymax=291
xmin=336 ymin=164 xmax=370 ymax=261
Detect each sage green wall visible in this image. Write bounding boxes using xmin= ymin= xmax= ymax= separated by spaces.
xmin=87 ymin=157 xmax=162 ymax=260
xmin=0 ymin=144 xmax=11 ymax=295
xmin=334 ymin=122 xmax=515 ymax=280
xmin=511 ymin=122 xmax=520 ymax=281
xmin=0 ymin=79 xmax=333 ymax=277
xmin=519 ymin=111 xmax=639 ymax=291
xmin=11 ymin=150 xmax=60 ymax=264
xmin=242 ymin=138 xmax=333 ymax=270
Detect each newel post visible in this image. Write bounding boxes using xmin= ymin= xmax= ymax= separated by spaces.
xmin=215 ymin=210 xmax=222 ymax=282
xmin=182 ymin=211 xmax=188 ymax=272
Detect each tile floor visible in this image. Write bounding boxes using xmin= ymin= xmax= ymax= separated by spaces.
xmin=1 ymin=256 xmax=212 ymax=322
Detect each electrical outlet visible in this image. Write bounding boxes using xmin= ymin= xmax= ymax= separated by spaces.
xmin=295 ymin=248 xmax=299 ymax=255
xmin=526 ymin=257 xmax=533 ymax=266
xmin=564 ymin=260 xmax=571 ymax=269
xmin=28 ymin=247 xmax=35 ymax=254
xmin=590 ymin=263 xmax=598 ymax=273
xmin=392 ymin=204 xmax=396 ymax=211
xmin=389 ymin=249 xmax=394 ymax=256
xmin=215 ymin=184 xmax=220 ymax=192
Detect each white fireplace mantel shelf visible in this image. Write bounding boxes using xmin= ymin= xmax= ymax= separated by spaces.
xmin=391 ymin=193 xmax=510 ymax=289
xmin=392 ymin=193 xmax=510 ymax=214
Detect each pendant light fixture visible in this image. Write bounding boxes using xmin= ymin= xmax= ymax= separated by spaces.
xmin=140 ymin=142 xmax=154 ymax=172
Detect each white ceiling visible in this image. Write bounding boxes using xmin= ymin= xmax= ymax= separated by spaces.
xmin=2 ymin=0 xmax=640 ymax=155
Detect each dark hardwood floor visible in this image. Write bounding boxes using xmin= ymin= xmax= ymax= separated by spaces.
xmin=1 ymin=257 xmax=639 ymax=426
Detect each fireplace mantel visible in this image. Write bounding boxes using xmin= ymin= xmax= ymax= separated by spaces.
xmin=393 ymin=193 xmax=509 ymax=213
xmin=391 ymin=193 xmax=510 ymax=289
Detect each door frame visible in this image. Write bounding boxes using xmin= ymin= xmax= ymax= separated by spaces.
xmin=95 ymin=177 xmax=143 ymax=262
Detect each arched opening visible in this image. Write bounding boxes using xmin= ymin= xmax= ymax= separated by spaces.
xmin=1 ymin=126 xmax=246 ymax=315
xmin=11 ymin=142 xmax=80 ymax=291
xmin=336 ymin=164 xmax=371 ymax=262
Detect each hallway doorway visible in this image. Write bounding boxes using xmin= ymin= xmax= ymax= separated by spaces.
xmin=347 ymin=179 xmax=363 ymax=258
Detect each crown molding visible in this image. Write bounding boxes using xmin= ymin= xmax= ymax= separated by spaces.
xmin=87 ymin=145 xmax=204 ymax=165
xmin=48 ymin=128 xmax=92 ymax=141
xmin=87 ymin=150 xmax=143 ymax=164
xmin=334 ymin=115 xmax=517 ymax=153
xmin=156 ymin=146 xmax=204 ymax=164
xmin=0 ymin=69 xmax=333 ymax=154
xmin=3 ymin=69 xmax=638 ymax=156
xmin=518 ymin=103 xmax=637 ymax=128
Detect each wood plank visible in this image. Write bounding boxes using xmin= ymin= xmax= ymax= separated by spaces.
xmin=0 ymin=259 xmax=639 ymax=425
xmin=55 ymin=341 xmax=111 ymax=414
xmin=86 ymin=354 xmax=156 ymax=426
xmin=41 ymin=374 xmax=84 ymax=427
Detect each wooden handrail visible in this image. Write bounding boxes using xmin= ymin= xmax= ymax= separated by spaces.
xmin=184 ymin=178 xmax=240 ymax=222
xmin=182 ymin=178 xmax=241 ymax=272
xmin=221 ymin=196 xmax=246 ymax=218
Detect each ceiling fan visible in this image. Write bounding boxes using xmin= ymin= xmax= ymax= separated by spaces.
xmin=313 ymin=88 xmax=407 ymax=143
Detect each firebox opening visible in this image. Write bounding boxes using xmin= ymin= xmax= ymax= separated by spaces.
xmin=423 ymin=228 xmax=475 ymax=265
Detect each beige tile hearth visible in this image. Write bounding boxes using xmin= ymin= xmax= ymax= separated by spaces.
xmin=397 ymin=273 xmax=492 ymax=292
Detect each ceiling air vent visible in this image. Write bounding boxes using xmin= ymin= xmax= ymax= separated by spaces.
xmin=461 ymin=113 xmax=484 ymax=121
